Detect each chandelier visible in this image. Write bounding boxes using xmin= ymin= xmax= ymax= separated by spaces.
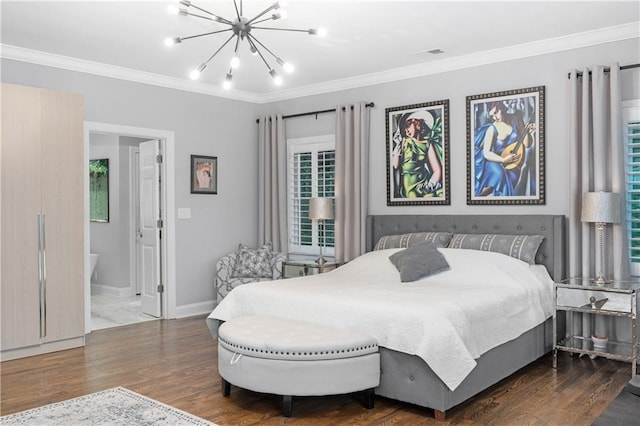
xmin=165 ymin=0 xmax=326 ymax=89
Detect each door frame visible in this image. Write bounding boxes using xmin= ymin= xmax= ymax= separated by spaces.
xmin=84 ymin=122 xmax=176 ymax=333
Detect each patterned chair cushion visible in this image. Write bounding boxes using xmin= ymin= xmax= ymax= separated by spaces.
xmin=216 ymin=247 xmax=286 ymax=304
xmin=447 ymin=233 xmax=544 ymax=265
xmin=374 ymin=232 xmax=453 ymax=251
xmin=231 ymin=243 xmax=274 ymax=278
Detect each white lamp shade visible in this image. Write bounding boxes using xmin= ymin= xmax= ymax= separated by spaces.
xmin=581 ymin=192 xmax=621 ymax=224
xmin=309 ymin=197 xmax=334 ymax=220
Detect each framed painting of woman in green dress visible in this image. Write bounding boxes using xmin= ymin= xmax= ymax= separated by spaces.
xmin=385 ymin=100 xmax=450 ymax=206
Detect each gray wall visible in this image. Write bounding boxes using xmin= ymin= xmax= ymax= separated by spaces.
xmin=258 ymin=38 xmax=640 ymax=217
xmin=2 ymin=36 xmax=639 ymax=312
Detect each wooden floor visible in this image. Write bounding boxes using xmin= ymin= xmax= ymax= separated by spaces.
xmin=0 ymin=315 xmax=633 ymax=425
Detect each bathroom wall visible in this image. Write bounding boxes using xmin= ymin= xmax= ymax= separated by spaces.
xmin=89 ymin=133 xmax=131 ymax=294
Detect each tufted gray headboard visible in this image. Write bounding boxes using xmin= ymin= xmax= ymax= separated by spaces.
xmin=366 ymin=215 xmax=566 ymax=281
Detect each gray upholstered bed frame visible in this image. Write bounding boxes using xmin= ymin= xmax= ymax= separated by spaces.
xmin=366 ymin=214 xmax=566 ymax=419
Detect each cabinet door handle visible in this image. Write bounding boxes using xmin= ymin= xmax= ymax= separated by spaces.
xmin=38 ymin=214 xmax=47 ymax=338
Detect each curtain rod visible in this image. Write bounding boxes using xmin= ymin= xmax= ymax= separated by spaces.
xmin=256 ymin=102 xmax=375 ymax=123
xmin=568 ymin=63 xmax=640 ymax=79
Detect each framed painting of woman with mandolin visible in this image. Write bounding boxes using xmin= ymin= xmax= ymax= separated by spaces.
xmin=466 ymin=86 xmax=545 ymax=205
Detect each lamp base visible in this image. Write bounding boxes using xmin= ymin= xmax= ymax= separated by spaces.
xmin=315 ymin=256 xmax=327 ymax=265
xmin=593 ymin=275 xmax=611 ymax=286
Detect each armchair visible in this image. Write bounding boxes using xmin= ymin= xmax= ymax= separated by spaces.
xmin=215 ymin=246 xmax=286 ymax=305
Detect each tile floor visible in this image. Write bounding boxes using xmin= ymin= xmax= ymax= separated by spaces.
xmin=91 ymin=294 xmax=158 ymax=330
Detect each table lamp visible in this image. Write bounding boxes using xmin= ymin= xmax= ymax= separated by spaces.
xmin=581 ymin=191 xmax=621 ymax=285
xmin=309 ymin=197 xmax=334 ymax=265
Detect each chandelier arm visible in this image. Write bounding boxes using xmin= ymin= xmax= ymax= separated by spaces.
xmin=247 ymin=35 xmax=274 ymax=71
xmin=232 ymin=0 xmax=242 ymax=20
xmin=187 ymin=3 xmax=233 ymax=25
xmin=251 ymin=16 xmax=278 ymax=25
xmin=201 ymin=34 xmax=237 ymax=66
xmin=248 ymin=33 xmax=284 ymax=63
xmin=184 ymin=11 xmax=215 ymax=21
xmin=246 ymin=2 xmax=280 ymax=25
xmin=180 ymin=28 xmax=233 ymax=42
xmin=252 ymin=26 xmax=313 ymax=34
xmin=232 ymin=34 xmax=241 ymax=55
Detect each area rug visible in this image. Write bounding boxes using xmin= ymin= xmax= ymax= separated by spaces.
xmin=592 ymin=384 xmax=640 ymax=426
xmin=0 ymin=387 xmax=216 ymax=425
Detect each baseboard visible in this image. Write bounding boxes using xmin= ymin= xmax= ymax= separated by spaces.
xmin=91 ymin=283 xmax=135 ymax=298
xmin=173 ymin=300 xmax=216 ymax=319
xmin=1 ymin=335 xmax=85 ymax=361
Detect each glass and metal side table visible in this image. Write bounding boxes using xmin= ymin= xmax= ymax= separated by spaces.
xmin=553 ymin=277 xmax=639 ymax=377
xmin=281 ymin=260 xmax=340 ymax=279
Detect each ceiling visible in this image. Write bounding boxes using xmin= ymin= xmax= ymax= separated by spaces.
xmin=2 ymin=1 xmax=639 ymax=103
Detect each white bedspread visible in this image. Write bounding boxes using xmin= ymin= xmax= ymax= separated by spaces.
xmin=208 ymin=248 xmax=554 ymax=391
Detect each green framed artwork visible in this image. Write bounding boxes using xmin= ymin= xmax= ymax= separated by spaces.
xmin=89 ymin=158 xmax=109 ymax=222
xmin=385 ymin=100 xmax=450 ymax=206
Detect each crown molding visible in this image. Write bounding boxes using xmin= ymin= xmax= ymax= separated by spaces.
xmin=0 ymin=44 xmax=262 ymax=103
xmin=1 ymin=22 xmax=638 ymax=105
xmin=260 ymin=22 xmax=640 ymax=103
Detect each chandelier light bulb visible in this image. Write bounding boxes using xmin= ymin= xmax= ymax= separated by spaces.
xmin=165 ymin=37 xmax=181 ymax=47
xmin=223 ymin=73 xmax=233 ymax=90
xmin=230 ymin=55 xmax=240 ymax=69
xmin=269 ymin=69 xmax=283 ymax=86
xmin=317 ymin=27 xmax=328 ymax=37
xmin=249 ymin=45 xmax=259 ymax=56
xmin=190 ymin=63 xmax=207 ymax=80
xmin=279 ymin=9 xmax=288 ymax=19
xmin=277 ymin=58 xmax=294 ymax=73
xmin=167 ymin=4 xmax=180 ymax=15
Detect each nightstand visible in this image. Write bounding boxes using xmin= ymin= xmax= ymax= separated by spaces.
xmin=281 ymin=261 xmax=339 ymax=279
xmin=553 ymin=277 xmax=639 ymax=377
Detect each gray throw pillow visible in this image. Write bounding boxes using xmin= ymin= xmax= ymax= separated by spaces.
xmin=389 ymin=240 xmax=450 ymax=282
xmin=447 ymin=234 xmax=544 ymax=264
xmin=375 ymin=232 xmax=453 ymax=250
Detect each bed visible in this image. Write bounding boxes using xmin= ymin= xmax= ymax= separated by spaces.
xmin=207 ymin=214 xmax=566 ymax=419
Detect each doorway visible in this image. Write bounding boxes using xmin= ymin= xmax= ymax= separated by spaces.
xmin=84 ymin=122 xmax=176 ymax=333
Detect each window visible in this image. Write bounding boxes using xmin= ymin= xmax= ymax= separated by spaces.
xmin=287 ymin=135 xmax=335 ymax=256
xmin=624 ymin=100 xmax=640 ymax=275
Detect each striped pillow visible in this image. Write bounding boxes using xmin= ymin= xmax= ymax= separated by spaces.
xmin=447 ymin=234 xmax=544 ymax=264
xmin=374 ymin=232 xmax=453 ymax=251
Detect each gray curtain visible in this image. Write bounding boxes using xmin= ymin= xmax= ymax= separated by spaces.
xmin=567 ymin=64 xmax=629 ymax=343
xmin=335 ymin=102 xmax=370 ymax=262
xmin=258 ymin=115 xmax=287 ymax=253
xmin=568 ymin=63 xmax=629 ymax=280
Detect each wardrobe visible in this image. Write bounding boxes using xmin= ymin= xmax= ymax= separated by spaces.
xmin=1 ymin=83 xmax=85 ymax=361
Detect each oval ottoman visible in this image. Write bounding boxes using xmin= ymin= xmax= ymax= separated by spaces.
xmin=218 ymin=315 xmax=380 ymax=417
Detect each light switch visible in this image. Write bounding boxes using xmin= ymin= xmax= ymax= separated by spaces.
xmin=178 ymin=207 xmax=191 ymax=219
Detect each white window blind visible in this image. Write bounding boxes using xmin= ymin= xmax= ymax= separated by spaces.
xmin=624 ymin=101 xmax=640 ymax=275
xmin=287 ymin=135 xmax=335 ymax=256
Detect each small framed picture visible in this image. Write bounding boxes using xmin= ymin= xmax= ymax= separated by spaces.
xmin=190 ymin=155 xmax=217 ymax=194
xmin=385 ymin=100 xmax=450 ymax=206
xmin=466 ymin=86 xmax=545 ymax=205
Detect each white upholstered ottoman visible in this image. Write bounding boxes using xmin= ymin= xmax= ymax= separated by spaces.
xmin=218 ymin=315 xmax=380 ymax=417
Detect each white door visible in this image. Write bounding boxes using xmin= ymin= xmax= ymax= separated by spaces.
xmin=139 ymin=140 xmax=162 ymax=317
